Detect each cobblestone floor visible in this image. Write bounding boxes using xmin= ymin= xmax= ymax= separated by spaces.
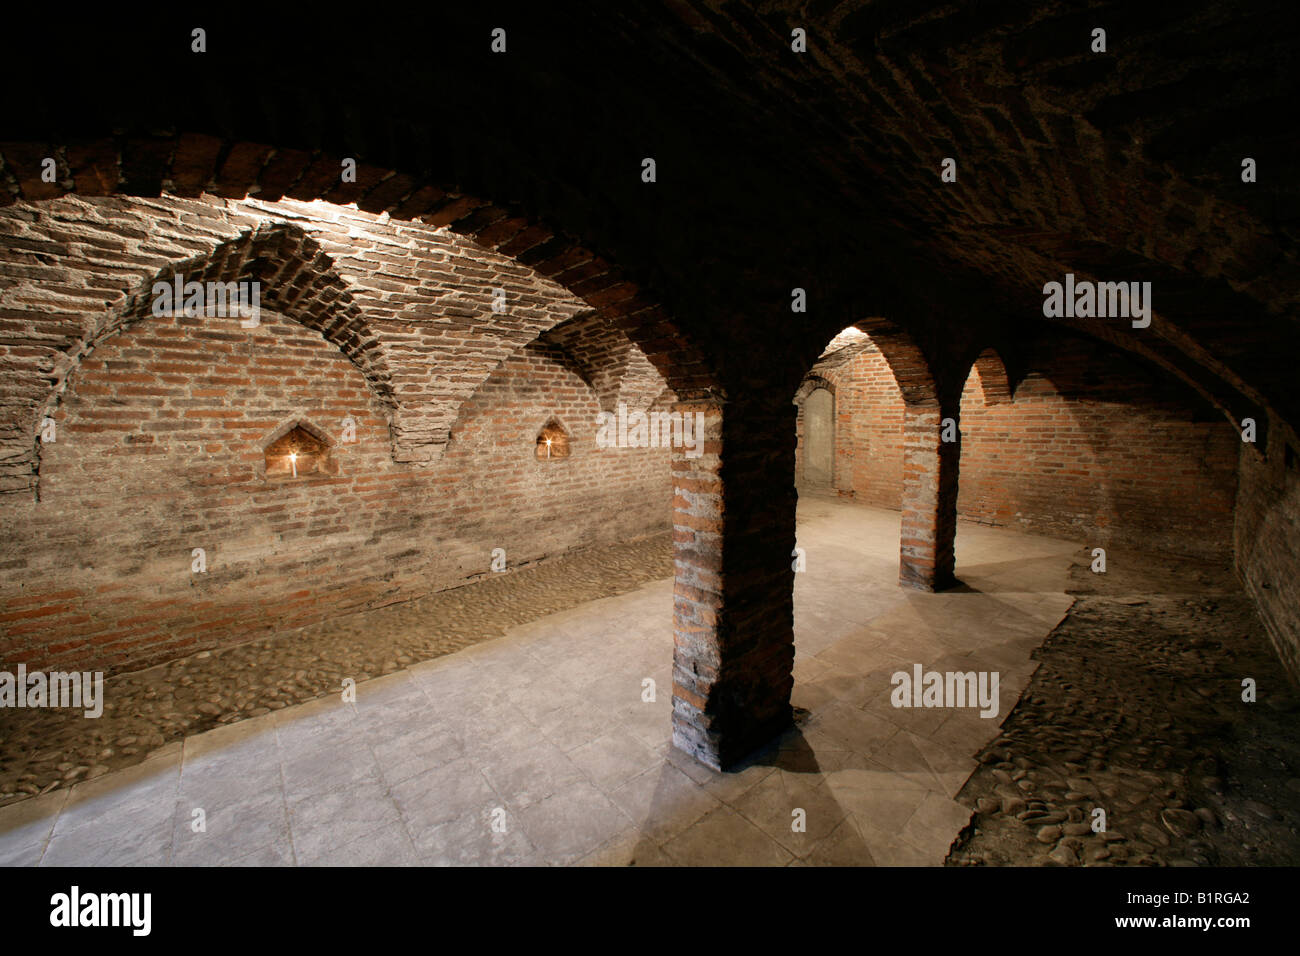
xmin=947 ymin=547 xmax=1300 ymax=867
xmin=0 ymin=534 xmax=671 ymax=807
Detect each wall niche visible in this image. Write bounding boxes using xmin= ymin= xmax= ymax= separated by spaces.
xmin=264 ymin=421 xmax=336 ymax=478
xmin=535 ymin=418 xmax=571 ymax=460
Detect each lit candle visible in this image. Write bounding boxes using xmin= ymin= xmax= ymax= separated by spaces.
xmin=289 ymin=451 xmax=298 ymax=478
xmin=545 ymin=438 xmax=552 ymax=459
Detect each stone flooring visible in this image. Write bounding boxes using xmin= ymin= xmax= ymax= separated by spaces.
xmin=0 ymin=496 xmax=1078 ymax=866
xmin=0 ymin=534 xmax=672 ymax=806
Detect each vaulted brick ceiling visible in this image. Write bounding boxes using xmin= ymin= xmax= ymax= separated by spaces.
xmin=2 ymin=2 xmax=1294 ymax=435
xmin=538 ymin=312 xmax=671 ymax=413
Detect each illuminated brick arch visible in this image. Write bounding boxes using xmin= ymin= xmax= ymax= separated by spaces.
xmin=0 ymin=136 xmax=721 ymax=406
xmin=968 ymin=347 xmax=1013 ymax=405
xmin=0 ymin=135 xmax=738 ymax=768
xmin=793 ymin=373 xmax=836 ymax=405
xmin=850 ymin=317 xmax=939 ymax=408
xmin=26 ymin=221 xmax=399 ymax=497
xmin=814 ymin=319 xmax=953 ymax=591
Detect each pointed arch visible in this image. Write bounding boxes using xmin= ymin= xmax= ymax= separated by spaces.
xmin=850 ymin=317 xmax=939 ymax=407
xmin=534 ymin=416 xmax=572 ymax=460
xmin=24 ymin=220 xmax=399 ymax=496
xmin=0 ymin=135 xmax=722 ymax=405
xmin=968 ymin=348 xmax=1013 ymax=405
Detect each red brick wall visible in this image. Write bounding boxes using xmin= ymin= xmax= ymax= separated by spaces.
xmin=0 ymin=194 xmax=594 ymax=494
xmin=957 ymin=338 xmax=1237 ymax=557
xmin=0 ymin=310 xmax=670 ymax=674
xmin=797 ymin=334 xmax=1238 ymax=558
xmin=1234 ymin=440 xmax=1300 ymax=681
xmin=794 ymin=341 xmax=906 ymax=507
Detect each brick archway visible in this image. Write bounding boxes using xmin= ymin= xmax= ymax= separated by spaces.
xmin=10 ymin=218 xmax=400 ymax=500
xmin=793 ymin=372 xmax=836 ymax=405
xmin=0 ymin=138 xmax=798 ymax=771
xmin=850 ymin=318 xmax=939 ymax=407
xmin=968 ymin=348 xmax=1014 ymax=405
xmin=0 ymin=136 xmax=721 ymax=406
xmin=847 ymin=318 xmax=957 ymax=591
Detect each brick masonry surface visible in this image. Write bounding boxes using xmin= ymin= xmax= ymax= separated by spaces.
xmin=797 ymin=331 xmax=1240 ymax=560
xmin=0 ymin=197 xmax=675 ymax=674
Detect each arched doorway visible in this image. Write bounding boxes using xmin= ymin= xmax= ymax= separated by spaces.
xmin=803 ymin=386 xmax=834 ymax=490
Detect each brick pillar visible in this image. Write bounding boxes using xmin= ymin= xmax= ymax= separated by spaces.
xmin=898 ymin=400 xmax=960 ymax=591
xmin=671 ymin=398 xmax=796 ymax=770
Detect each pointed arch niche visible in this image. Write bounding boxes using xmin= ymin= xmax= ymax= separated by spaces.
xmin=535 ymin=417 xmax=572 ymax=460
xmin=263 ymin=419 xmax=337 ymax=479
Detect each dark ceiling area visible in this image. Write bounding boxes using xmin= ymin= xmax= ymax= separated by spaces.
xmin=2 ymin=1 xmax=1296 ymax=430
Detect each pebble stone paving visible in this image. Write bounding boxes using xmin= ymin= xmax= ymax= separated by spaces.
xmin=947 ymin=548 xmax=1300 ymax=866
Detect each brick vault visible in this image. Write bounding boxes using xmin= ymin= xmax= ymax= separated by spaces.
xmin=1 ymin=2 xmax=1297 ymax=784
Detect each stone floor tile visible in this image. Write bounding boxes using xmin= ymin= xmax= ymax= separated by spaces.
xmin=804 ymin=813 xmax=878 ymax=866
xmin=568 ymin=731 xmax=663 ymax=793
xmin=310 ymin=822 xmax=421 ymax=867
xmin=390 ymin=758 xmax=499 ymax=840
xmin=0 ymin=786 xmax=67 ymax=854
xmin=516 ymin=781 xmax=632 ymax=865
xmin=660 ymin=806 xmax=794 ymax=866
xmin=288 ymin=780 xmax=403 ymax=864
xmin=607 ymin=764 xmax=722 ymax=845
xmin=477 ymin=739 xmax=587 ymax=811
xmin=370 ymin=723 xmax=465 ymax=787
xmin=732 ymin=770 xmax=851 ymax=857
xmin=172 ymin=790 xmax=290 ymax=866
xmin=574 ymin=827 xmax=672 ymax=866
xmin=413 ymin=808 xmax=539 ymax=866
